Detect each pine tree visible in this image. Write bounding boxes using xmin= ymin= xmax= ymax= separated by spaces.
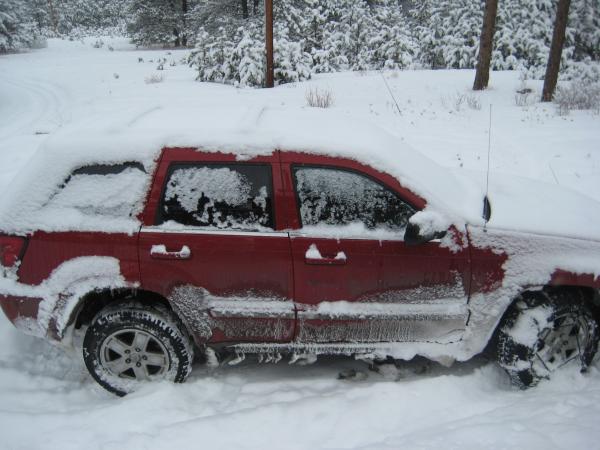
xmin=370 ymin=2 xmax=416 ymax=70
xmin=411 ymin=0 xmax=483 ymax=69
xmin=570 ymin=0 xmax=600 ymax=61
xmin=493 ymin=0 xmax=555 ymax=76
xmin=128 ymin=0 xmax=195 ymax=47
xmin=0 ymin=0 xmax=39 ymax=52
xmin=187 ymin=0 xmax=600 ymax=86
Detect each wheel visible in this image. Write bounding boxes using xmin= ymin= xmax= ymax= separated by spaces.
xmin=496 ymin=290 xmax=599 ymax=389
xmin=83 ymin=302 xmax=194 ymax=396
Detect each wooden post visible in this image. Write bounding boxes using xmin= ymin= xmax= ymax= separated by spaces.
xmin=265 ymin=0 xmax=274 ymax=88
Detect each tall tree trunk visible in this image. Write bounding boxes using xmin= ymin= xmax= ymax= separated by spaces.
xmin=181 ymin=0 xmax=188 ymax=46
xmin=473 ymin=0 xmax=499 ymax=90
xmin=241 ymin=0 xmax=249 ymax=19
xmin=542 ymin=0 xmax=571 ymax=102
xmin=254 ymin=0 xmax=259 ymax=15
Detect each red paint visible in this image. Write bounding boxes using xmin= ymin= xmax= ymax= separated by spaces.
xmin=0 ymin=295 xmax=42 ymax=322
xmin=467 ymin=245 xmax=508 ymax=294
xmin=0 ymin=235 xmax=26 ymax=267
xmin=18 ymin=231 xmax=139 ymax=286
xmin=0 ymin=147 xmax=597 ymax=348
xmin=550 ymin=269 xmax=600 ymax=289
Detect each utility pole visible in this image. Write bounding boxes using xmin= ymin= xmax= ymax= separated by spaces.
xmin=265 ymin=0 xmax=274 ymax=88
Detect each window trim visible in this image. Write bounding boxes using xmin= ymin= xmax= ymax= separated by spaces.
xmin=155 ymin=161 xmax=277 ymax=231
xmin=290 ymin=163 xmax=417 ymax=230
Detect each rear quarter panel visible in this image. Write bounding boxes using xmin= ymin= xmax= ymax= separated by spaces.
xmin=18 ymin=231 xmax=139 ymax=286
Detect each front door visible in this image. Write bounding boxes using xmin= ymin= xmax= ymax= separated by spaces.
xmin=139 ymin=150 xmax=295 ymax=344
xmin=281 ymin=154 xmax=470 ymax=345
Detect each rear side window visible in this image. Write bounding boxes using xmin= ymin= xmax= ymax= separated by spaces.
xmin=293 ymin=166 xmax=414 ymax=230
xmin=48 ymin=163 xmax=148 ymax=218
xmin=158 ymin=163 xmax=274 ymax=230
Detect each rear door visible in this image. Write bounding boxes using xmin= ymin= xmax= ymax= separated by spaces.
xmin=280 ymin=152 xmax=470 ymax=345
xmin=139 ymin=149 xmax=295 ymax=344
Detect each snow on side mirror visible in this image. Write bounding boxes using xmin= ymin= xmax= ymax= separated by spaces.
xmin=404 ymin=210 xmax=449 ymax=246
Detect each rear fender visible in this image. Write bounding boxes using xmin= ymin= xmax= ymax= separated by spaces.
xmin=2 ymin=256 xmax=135 ymax=344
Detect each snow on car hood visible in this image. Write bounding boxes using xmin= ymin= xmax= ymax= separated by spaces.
xmin=469 ymin=171 xmax=600 ymax=242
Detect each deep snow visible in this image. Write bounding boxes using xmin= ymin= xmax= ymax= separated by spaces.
xmin=1 ymin=37 xmax=600 ymax=449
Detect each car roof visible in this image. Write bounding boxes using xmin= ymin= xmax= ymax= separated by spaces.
xmin=0 ymin=106 xmax=483 ymax=234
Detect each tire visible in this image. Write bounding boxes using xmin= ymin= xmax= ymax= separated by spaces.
xmin=496 ymin=289 xmax=599 ymax=389
xmin=83 ymin=302 xmax=194 ymax=396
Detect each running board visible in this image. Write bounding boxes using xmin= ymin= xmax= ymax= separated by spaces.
xmin=228 ymin=338 xmax=458 ymax=359
xmin=231 ymin=342 xmax=382 ymax=357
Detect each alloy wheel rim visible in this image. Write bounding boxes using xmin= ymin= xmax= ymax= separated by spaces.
xmin=100 ymin=329 xmax=169 ymax=380
xmin=533 ymin=314 xmax=590 ymax=375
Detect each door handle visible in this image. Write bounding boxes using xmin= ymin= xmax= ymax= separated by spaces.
xmin=305 ymin=256 xmax=347 ymax=265
xmin=305 ymin=250 xmax=347 ymax=266
xmin=150 ymin=245 xmax=191 ymax=260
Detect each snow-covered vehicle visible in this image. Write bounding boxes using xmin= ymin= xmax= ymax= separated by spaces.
xmin=1 ymin=107 xmax=599 ymax=396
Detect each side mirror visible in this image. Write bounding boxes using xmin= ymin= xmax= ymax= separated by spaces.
xmin=403 ymin=211 xmax=448 ymax=246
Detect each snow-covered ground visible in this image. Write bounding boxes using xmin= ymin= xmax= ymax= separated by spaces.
xmin=1 ymin=37 xmax=600 ymax=449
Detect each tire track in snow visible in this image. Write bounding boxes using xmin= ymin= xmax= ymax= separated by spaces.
xmin=0 ymin=73 xmax=72 ymax=189
xmin=0 ymin=74 xmax=71 ymax=140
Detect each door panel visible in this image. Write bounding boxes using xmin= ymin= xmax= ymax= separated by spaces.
xmin=140 ymin=228 xmax=294 ymax=343
xmin=291 ymin=235 xmax=469 ymax=344
xmin=378 ymin=238 xmax=470 ymax=343
xmin=281 ymin=156 xmax=470 ymax=344
xmin=291 ymin=236 xmax=383 ymax=342
xmin=139 ymin=151 xmax=295 ymax=344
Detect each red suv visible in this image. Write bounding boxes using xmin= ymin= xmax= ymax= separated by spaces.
xmin=1 ymin=117 xmax=599 ymax=395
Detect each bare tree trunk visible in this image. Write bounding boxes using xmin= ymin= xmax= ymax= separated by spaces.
xmin=473 ymin=0 xmax=499 ymax=90
xmin=241 ymin=0 xmax=249 ymax=19
xmin=181 ymin=0 xmax=188 ymax=47
xmin=542 ymin=0 xmax=571 ymax=102
xmin=253 ymin=0 xmax=259 ymax=15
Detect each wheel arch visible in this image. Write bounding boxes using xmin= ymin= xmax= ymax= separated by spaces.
xmin=62 ymin=288 xmax=196 ymax=347
xmin=484 ymin=284 xmax=600 ymax=357
xmin=73 ymin=288 xmax=171 ymax=328
xmin=491 ymin=284 xmax=600 ymax=388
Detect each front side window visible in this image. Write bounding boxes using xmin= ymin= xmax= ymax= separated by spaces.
xmin=158 ymin=163 xmax=274 ymax=230
xmin=293 ymin=166 xmax=414 ymax=230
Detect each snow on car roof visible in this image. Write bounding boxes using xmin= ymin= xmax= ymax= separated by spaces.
xmin=0 ymin=106 xmax=484 ymax=235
